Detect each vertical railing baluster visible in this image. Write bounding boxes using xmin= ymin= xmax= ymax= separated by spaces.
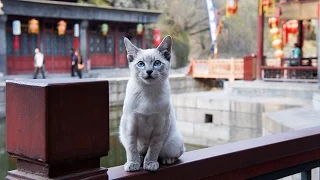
xmin=301 ymin=169 xmax=312 ymax=180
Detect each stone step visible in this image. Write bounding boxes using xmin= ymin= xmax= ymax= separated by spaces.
xmin=224 ymin=80 xmax=320 ymax=100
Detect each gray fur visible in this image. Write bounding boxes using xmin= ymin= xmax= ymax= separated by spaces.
xmin=119 ymin=35 xmax=185 ymax=172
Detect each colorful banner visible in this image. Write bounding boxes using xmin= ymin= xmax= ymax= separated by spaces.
xmin=206 ymin=0 xmax=218 ymax=52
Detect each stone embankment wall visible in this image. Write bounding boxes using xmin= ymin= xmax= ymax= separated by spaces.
xmin=0 ymin=75 xmax=213 ymax=118
xmin=172 ymin=91 xmax=304 ymax=147
xmin=107 ymin=75 xmax=213 ymax=106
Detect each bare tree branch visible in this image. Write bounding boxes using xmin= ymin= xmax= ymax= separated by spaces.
xmin=184 ymin=17 xmax=208 ymax=31
xmin=190 ymin=27 xmax=210 ymax=36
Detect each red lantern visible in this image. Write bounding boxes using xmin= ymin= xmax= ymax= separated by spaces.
xmin=74 ymin=24 xmax=79 ymax=49
xmin=270 ymin=27 xmax=280 ymax=36
xmin=28 ymin=19 xmax=39 ymax=34
xmin=226 ymin=0 xmax=238 ymax=16
xmin=268 ymin=17 xmax=279 ymax=27
xmin=272 ymin=39 xmax=283 ymax=49
xmin=57 ymin=20 xmax=67 ymax=36
xmin=274 ymin=49 xmax=284 ymax=59
xmin=286 ymin=20 xmax=298 ymax=34
xmin=12 ymin=20 xmax=21 ymax=51
xmin=153 ymin=28 xmax=161 ymax=47
xmin=263 ymin=0 xmax=272 ymax=10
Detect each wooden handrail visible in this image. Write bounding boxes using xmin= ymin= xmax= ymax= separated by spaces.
xmin=108 ymin=126 xmax=320 ymax=180
xmin=261 ymin=66 xmax=317 ymax=70
xmin=6 ymin=79 xmax=320 ymax=180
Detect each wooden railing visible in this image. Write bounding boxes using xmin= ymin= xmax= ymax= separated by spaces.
xmin=5 ymin=79 xmax=320 ymax=180
xmin=188 ymin=58 xmax=317 ymax=82
xmin=107 ymin=126 xmax=320 ymax=180
xmin=262 ymin=57 xmax=318 ymax=82
xmin=188 ymin=58 xmax=244 ymax=81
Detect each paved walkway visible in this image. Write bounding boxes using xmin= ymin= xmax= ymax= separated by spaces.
xmin=0 ymin=66 xmax=189 ymax=86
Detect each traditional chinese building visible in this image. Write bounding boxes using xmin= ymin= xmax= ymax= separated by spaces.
xmin=256 ymin=0 xmax=319 ymax=86
xmin=0 ymin=0 xmax=161 ymax=75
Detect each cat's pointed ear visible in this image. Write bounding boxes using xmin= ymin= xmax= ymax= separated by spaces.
xmin=124 ymin=37 xmax=140 ymax=63
xmin=157 ymin=35 xmax=172 ymax=61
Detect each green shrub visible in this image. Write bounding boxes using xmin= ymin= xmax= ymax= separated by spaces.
xmin=161 ymin=27 xmax=190 ymax=68
xmin=172 ymin=32 xmax=190 ymax=68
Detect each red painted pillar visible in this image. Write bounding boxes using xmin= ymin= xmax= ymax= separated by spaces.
xmin=6 ymin=79 xmax=109 ymax=179
xmin=256 ymin=1 xmax=264 ymax=80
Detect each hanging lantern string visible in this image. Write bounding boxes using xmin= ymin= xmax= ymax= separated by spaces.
xmin=268 ymin=17 xmax=284 ymax=59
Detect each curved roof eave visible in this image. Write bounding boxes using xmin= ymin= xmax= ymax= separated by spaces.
xmin=3 ymin=0 xmax=162 ymax=24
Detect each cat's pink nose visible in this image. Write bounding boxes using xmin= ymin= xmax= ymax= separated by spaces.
xmin=146 ymin=70 xmax=153 ymax=75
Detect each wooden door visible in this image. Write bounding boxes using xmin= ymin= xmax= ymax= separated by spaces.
xmin=44 ymin=31 xmax=73 ymax=73
xmin=88 ymin=33 xmax=115 ymax=68
xmin=7 ymin=29 xmax=39 ymax=74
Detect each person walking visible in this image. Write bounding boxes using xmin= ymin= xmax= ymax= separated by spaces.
xmin=75 ymin=50 xmax=84 ymax=79
xmin=33 ymin=48 xmax=45 ymax=79
xmin=70 ymin=48 xmax=76 ymax=77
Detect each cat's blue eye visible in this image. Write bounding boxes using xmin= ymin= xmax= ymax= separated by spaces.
xmin=154 ymin=60 xmax=162 ymax=67
xmin=136 ymin=61 xmax=145 ymax=68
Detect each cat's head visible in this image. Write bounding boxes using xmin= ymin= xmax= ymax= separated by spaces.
xmin=124 ymin=35 xmax=172 ymax=85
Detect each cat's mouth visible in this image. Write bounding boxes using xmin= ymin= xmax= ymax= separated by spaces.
xmin=144 ymin=75 xmax=155 ymax=80
xmin=142 ymin=75 xmax=157 ymax=83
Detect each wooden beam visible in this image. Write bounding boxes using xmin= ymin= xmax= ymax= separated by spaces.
xmin=266 ymin=1 xmax=319 ymax=20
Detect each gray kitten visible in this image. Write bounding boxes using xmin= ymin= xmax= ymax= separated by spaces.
xmin=119 ymin=35 xmax=185 ymax=172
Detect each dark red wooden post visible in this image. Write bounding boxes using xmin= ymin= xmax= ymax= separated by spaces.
xmin=297 ymin=20 xmax=303 ymax=57
xmin=256 ymin=1 xmax=264 ymax=80
xmin=6 ymin=79 xmax=109 ymax=180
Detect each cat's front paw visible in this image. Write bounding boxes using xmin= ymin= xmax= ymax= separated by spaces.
xmin=161 ymin=157 xmax=177 ymax=165
xmin=124 ymin=161 xmax=141 ymax=172
xmin=143 ymin=161 xmax=159 ymax=171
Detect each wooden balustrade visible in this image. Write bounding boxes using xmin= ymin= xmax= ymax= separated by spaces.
xmin=189 ymin=58 xmax=244 ymax=81
xmin=5 ymin=79 xmax=320 ymax=180
xmin=188 ymin=58 xmax=317 ymax=82
xmin=108 ymin=126 xmax=320 ymax=180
